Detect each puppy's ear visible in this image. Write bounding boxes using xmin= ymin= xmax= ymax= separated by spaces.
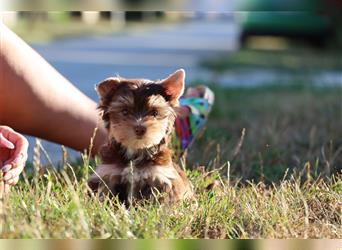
xmin=160 ymin=69 xmax=185 ymax=106
xmin=95 ymin=77 xmax=121 ymax=99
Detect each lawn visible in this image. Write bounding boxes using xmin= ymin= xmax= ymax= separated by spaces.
xmin=10 ymin=12 xmax=173 ymax=44
xmin=1 ymin=83 xmax=341 ymax=238
xmin=200 ymin=49 xmax=342 ymax=73
xmin=188 ymin=84 xmax=341 ymax=183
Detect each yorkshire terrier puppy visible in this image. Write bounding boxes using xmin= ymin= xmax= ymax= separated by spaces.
xmin=88 ymin=69 xmax=193 ymax=204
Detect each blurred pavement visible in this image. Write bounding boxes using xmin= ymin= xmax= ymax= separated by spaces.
xmin=33 ymin=17 xmax=239 ymax=100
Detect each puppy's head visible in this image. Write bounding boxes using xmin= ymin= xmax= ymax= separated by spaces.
xmin=96 ymin=69 xmax=185 ymax=151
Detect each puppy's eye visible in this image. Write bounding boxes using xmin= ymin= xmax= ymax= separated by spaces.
xmin=121 ymin=109 xmax=129 ymax=116
xmin=151 ymin=109 xmax=158 ymax=117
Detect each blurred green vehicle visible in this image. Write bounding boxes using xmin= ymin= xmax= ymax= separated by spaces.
xmin=236 ymin=0 xmax=339 ymax=47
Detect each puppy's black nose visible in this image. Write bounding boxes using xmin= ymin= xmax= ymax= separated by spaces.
xmin=134 ymin=125 xmax=146 ymax=137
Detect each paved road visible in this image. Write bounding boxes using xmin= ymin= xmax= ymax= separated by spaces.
xmin=28 ymin=17 xmax=240 ymax=164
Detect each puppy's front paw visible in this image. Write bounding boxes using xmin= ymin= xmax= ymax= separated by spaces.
xmin=88 ymin=175 xmax=100 ymax=192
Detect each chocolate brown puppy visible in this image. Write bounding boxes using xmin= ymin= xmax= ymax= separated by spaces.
xmin=88 ymin=69 xmax=193 ymax=204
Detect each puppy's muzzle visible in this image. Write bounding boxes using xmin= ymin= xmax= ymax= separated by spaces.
xmin=134 ymin=125 xmax=146 ymax=137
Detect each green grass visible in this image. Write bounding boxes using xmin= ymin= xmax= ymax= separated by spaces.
xmin=188 ymin=85 xmax=342 ymax=183
xmin=1 ymin=163 xmax=341 ymax=238
xmin=200 ymin=49 xmax=342 ymax=74
xmin=11 ymin=14 xmax=171 ymax=44
xmin=12 ymin=19 xmax=119 ymax=44
xmin=1 ymin=84 xmax=341 ymax=239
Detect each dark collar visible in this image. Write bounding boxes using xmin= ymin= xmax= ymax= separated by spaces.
xmin=110 ymin=138 xmax=166 ymax=165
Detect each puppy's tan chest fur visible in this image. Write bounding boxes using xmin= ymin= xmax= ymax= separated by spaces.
xmin=90 ymin=163 xmax=192 ymax=202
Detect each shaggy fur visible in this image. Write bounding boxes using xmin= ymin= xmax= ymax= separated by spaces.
xmin=88 ymin=69 xmax=193 ymax=204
